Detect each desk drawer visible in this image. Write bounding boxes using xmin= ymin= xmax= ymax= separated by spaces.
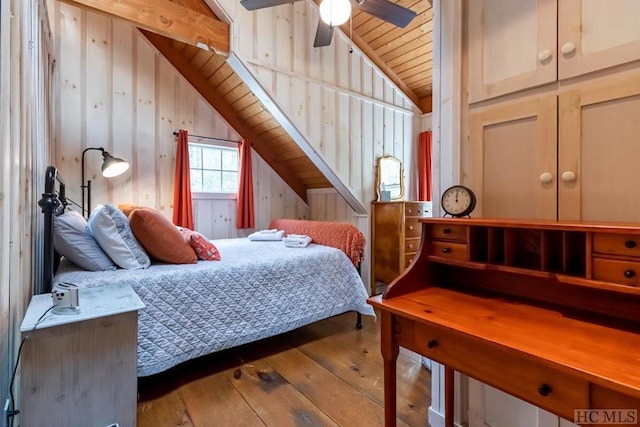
xmin=593 ymin=233 xmax=640 ymax=257
xmin=395 ymin=318 xmax=589 ymax=420
xmin=430 ymin=224 xmax=467 ymax=242
xmin=592 ymin=258 xmax=640 ymax=287
xmin=430 ymin=241 xmax=468 ymax=261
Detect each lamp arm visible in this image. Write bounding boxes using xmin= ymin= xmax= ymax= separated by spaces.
xmin=81 ymin=147 xmax=104 ymax=218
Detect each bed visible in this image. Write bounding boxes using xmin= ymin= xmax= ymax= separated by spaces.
xmin=38 ymin=166 xmax=375 ymax=377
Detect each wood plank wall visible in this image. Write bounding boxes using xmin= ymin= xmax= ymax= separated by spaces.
xmin=218 ymin=0 xmax=423 ymax=207
xmin=50 ymin=3 xmax=309 ymax=239
xmin=0 ymin=0 xmax=53 ymax=413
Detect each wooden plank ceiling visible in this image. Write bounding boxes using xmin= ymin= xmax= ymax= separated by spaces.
xmin=59 ymin=0 xmax=432 ymax=202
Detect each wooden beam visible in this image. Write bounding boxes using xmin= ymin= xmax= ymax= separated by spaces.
xmin=60 ymin=0 xmax=229 ymax=54
xmin=142 ymin=31 xmax=308 ymax=201
xmin=418 ymin=96 xmax=432 ymax=114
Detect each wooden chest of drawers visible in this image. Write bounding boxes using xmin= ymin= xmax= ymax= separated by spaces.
xmin=371 ymin=201 xmax=431 ymax=293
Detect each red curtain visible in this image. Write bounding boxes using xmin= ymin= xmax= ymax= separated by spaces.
xmin=236 ymin=139 xmax=255 ymax=229
xmin=418 ymin=130 xmax=433 ymax=201
xmin=172 ymin=129 xmax=194 ymax=229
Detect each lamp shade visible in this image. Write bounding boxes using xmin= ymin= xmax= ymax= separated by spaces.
xmin=101 ymin=151 xmax=129 ymax=177
xmin=319 ymin=0 xmax=351 ymax=27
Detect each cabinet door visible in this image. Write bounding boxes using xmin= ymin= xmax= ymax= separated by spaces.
xmin=558 ymin=0 xmax=640 ymax=80
xmin=469 ymin=96 xmax=557 ymax=219
xmin=468 ymin=0 xmax=557 ymax=102
xmin=559 ymin=73 xmax=640 ymax=221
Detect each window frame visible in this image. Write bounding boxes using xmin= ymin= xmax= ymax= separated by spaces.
xmin=188 ymin=140 xmax=240 ymax=200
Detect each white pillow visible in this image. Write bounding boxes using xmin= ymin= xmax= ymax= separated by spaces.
xmin=53 ymin=210 xmax=116 ymax=271
xmin=87 ymin=204 xmax=150 ymax=269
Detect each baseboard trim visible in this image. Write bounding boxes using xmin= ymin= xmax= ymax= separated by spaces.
xmin=428 ymin=407 xmax=464 ymax=427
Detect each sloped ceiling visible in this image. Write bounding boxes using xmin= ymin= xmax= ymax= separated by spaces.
xmin=58 ymin=0 xmax=432 ymax=202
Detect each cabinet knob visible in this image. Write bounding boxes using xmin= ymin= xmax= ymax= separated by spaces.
xmin=442 ymin=247 xmax=451 ymax=254
xmin=538 ymin=384 xmax=552 ymax=397
xmin=625 ymin=240 xmax=637 ymax=249
xmin=538 ymin=49 xmax=552 ymax=62
xmin=561 ymin=42 xmax=576 ymax=55
xmin=561 ymin=171 xmax=576 ymax=182
xmin=427 ymin=339 xmax=438 ymax=349
xmin=624 ymin=270 xmax=636 ymax=279
xmin=539 ymin=172 xmax=553 ymax=184
xmin=408 ymin=225 xmax=414 ymax=231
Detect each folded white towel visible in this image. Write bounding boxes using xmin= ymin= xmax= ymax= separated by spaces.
xmin=283 ymin=235 xmax=312 ymax=248
xmin=248 ymin=230 xmax=285 ymax=241
xmin=258 ymin=229 xmax=279 ymax=234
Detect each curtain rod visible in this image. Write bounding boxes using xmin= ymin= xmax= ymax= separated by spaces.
xmin=173 ymin=131 xmax=240 ymax=144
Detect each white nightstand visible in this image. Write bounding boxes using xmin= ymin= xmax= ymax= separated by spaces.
xmin=20 ymin=282 xmax=144 ymax=427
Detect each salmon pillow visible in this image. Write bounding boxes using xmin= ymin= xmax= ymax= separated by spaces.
xmin=129 ymin=208 xmax=197 ymax=264
xmin=178 ymin=228 xmax=221 ymax=261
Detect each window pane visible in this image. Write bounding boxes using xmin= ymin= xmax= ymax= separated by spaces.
xmin=189 ymin=145 xmax=202 ymax=169
xmin=202 ymin=147 xmax=221 ymax=170
xmin=190 ymin=169 xmax=203 ymax=192
xmin=222 ymin=150 xmax=238 ymax=171
xmin=221 ymin=171 xmax=238 ymax=192
xmin=203 ymin=170 xmax=221 ymax=192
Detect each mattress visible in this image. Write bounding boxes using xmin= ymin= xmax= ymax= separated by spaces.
xmin=54 ymin=238 xmax=375 ymax=376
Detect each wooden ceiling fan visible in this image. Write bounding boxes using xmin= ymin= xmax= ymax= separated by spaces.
xmin=240 ymin=0 xmax=417 ymax=47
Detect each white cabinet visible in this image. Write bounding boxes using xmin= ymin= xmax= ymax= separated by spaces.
xmin=20 ymin=283 xmax=144 ymax=427
xmin=468 ymin=0 xmax=640 ymax=102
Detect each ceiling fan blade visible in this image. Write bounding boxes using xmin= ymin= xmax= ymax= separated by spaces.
xmin=353 ymin=0 xmax=417 ymax=28
xmin=240 ymin=0 xmax=303 ymax=11
xmin=313 ymin=19 xmax=334 ymax=47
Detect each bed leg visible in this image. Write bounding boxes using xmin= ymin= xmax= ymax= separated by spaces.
xmin=356 ymin=312 xmax=363 ymax=329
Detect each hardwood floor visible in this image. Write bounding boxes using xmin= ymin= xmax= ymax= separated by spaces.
xmin=137 ymin=311 xmax=431 ymax=426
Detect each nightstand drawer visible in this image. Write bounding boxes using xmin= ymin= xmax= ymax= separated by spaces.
xmin=592 ymin=258 xmax=640 ymax=287
xmin=405 ymin=202 xmax=431 ymax=217
xmin=405 ymin=218 xmax=423 ymax=238
xmin=430 ymin=241 xmax=468 ymax=261
xmin=593 ymin=233 xmax=640 ymax=257
xmin=430 ymin=224 xmax=467 ymax=242
xmin=395 ymin=318 xmax=589 ymax=421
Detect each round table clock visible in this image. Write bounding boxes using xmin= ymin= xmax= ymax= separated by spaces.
xmin=441 ymin=185 xmax=476 ymax=217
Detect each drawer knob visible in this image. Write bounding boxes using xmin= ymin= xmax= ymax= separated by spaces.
xmin=625 ymin=240 xmax=637 ymax=249
xmin=443 ymin=228 xmax=452 ymax=234
xmin=624 ymin=270 xmax=636 ymax=279
xmin=427 ymin=339 xmax=438 ymax=349
xmin=538 ymin=384 xmax=552 ymax=397
xmin=408 ymin=225 xmax=414 ymax=230
xmin=442 ymin=247 xmax=451 ymax=254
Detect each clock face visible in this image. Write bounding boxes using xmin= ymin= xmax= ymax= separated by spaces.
xmin=441 ymin=185 xmax=476 ymax=217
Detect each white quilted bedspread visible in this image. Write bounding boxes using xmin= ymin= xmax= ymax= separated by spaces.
xmin=54 ymin=238 xmax=375 ymax=376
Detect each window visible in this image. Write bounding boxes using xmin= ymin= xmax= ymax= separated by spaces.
xmin=189 ymin=143 xmax=239 ymax=193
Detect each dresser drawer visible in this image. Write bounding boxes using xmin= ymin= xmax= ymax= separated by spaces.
xmin=592 ymin=258 xmax=640 ymax=287
xmin=430 ymin=241 xmax=468 ymax=261
xmin=395 ymin=318 xmax=589 ymax=420
xmin=405 ymin=254 xmax=417 ymax=269
xmin=593 ymin=233 xmax=640 ymax=257
xmin=405 ymin=238 xmax=420 ymax=253
xmin=405 ymin=218 xmax=422 ymax=238
xmin=430 ymin=224 xmax=467 ymax=242
xmin=405 ymin=202 xmax=431 ymax=217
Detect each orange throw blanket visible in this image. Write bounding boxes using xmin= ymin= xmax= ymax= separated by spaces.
xmin=268 ymin=219 xmax=365 ymax=266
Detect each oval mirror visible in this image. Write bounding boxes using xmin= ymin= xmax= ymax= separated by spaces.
xmin=376 ymin=156 xmax=404 ymax=201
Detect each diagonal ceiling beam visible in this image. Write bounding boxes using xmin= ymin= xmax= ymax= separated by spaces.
xmin=59 ymin=0 xmax=230 ymax=54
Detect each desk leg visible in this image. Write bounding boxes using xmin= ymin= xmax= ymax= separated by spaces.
xmin=445 ymin=366 xmax=454 ymax=427
xmin=380 ymin=311 xmax=399 ymax=427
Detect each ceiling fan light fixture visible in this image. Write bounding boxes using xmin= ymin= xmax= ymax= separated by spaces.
xmin=319 ymin=0 xmax=351 ymax=27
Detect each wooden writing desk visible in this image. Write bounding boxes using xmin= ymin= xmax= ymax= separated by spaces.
xmin=368 ymin=218 xmax=640 ymax=426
